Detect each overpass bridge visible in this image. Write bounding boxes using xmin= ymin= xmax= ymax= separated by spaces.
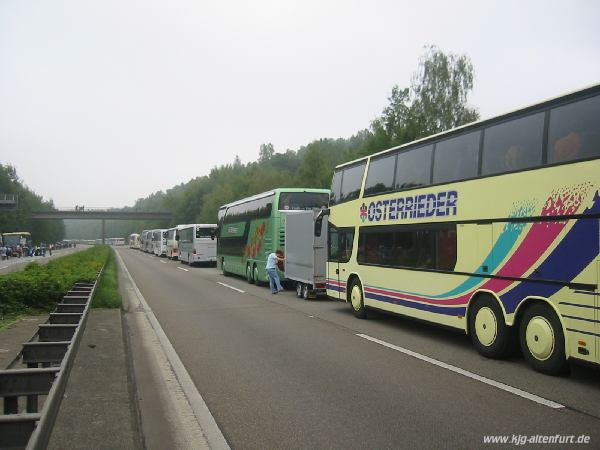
xmin=31 ymin=208 xmax=173 ymax=244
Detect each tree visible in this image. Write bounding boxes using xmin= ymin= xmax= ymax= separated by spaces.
xmin=409 ymin=45 xmax=479 ymax=138
xmin=258 ymin=143 xmax=275 ymax=162
xmin=360 ymin=45 xmax=479 ymax=156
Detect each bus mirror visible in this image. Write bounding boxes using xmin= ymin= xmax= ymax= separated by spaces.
xmin=314 ymin=208 xmax=329 ymax=237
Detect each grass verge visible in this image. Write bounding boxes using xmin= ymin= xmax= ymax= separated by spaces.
xmin=92 ymin=248 xmax=122 ymax=308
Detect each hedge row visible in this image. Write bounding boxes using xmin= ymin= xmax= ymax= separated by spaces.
xmin=0 ymin=245 xmax=110 ymax=317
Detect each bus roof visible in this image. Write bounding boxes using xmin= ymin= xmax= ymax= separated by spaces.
xmin=335 ymin=83 xmax=600 ymax=170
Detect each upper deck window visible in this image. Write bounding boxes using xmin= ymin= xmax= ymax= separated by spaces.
xmin=364 ymin=153 xmax=396 ymax=196
xmin=433 ymin=131 xmax=480 ymax=185
xmin=548 ymin=94 xmax=600 ymax=164
xmin=340 ymin=162 xmax=366 ymax=202
xmin=482 ymin=113 xmax=544 ymax=175
xmin=395 ymin=145 xmax=433 ymax=190
xmin=329 ymin=170 xmax=343 ymax=205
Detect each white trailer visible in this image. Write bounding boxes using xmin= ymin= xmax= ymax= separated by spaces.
xmin=283 ymin=210 xmax=328 ymax=299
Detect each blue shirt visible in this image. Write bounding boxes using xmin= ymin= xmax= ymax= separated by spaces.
xmin=266 ymin=252 xmax=278 ymax=269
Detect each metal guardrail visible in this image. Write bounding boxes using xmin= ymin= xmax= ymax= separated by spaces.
xmin=0 ymin=273 xmax=102 ymax=450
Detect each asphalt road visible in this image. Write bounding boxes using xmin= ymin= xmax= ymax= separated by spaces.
xmin=118 ymin=248 xmax=600 ymax=449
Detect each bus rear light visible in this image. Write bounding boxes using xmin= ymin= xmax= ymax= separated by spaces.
xmin=316 ymin=283 xmax=325 ymax=289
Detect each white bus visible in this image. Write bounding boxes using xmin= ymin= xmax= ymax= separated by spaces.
xmin=178 ymin=224 xmax=218 ymax=265
xmin=129 ymin=233 xmax=141 ymax=249
xmin=152 ymin=229 xmax=167 ymax=256
xmin=140 ymin=230 xmax=150 ymax=252
xmin=166 ymin=225 xmax=188 ymax=259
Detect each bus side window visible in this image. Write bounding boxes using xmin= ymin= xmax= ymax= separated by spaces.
xmin=548 ymin=94 xmax=600 ymax=164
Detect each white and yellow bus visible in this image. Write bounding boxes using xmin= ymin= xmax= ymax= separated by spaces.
xmin=326 ymin=84 xmax=600 ymax=375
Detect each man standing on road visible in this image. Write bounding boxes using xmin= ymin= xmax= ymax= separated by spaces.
xmin=265 ymin=249 xmax=285 ymax=294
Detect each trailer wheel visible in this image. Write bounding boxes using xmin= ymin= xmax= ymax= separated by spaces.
xmin=296 ymin=283 xmax=303 ymax=298
xmin=302 ymin=284 xmax=309 ymax=300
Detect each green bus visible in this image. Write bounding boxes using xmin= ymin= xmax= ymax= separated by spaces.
xmin=217 ymin=188 xmax=330 ymax=284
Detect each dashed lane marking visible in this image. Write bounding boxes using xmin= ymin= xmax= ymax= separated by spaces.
xmin=357 ymin=333 xmax=564 ymax=409
xmin=217 ymin=282 xmax=245 ymax=293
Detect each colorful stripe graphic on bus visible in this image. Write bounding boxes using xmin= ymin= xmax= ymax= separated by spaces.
xmin=360 ymin=184 xmax=599 ymax=316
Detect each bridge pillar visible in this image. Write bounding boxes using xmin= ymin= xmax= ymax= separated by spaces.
xmin=101 ymin=219 xmax=106 ymax=245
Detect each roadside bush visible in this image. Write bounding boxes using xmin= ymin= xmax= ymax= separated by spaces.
xmin=0 ymin=246 xmax=110 ymax=317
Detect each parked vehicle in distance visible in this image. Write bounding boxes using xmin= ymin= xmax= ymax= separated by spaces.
xmin=129 ymin=233 xmax=141 ymax=249
xmin=178 ymin=224 xmax=217 ymax=265
xmin=152 ymin=229 xmax=167 ymax=256
xmin=166 ymin=225 xmax=189 ymax=260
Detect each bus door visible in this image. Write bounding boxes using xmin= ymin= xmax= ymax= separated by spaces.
xmin=327 ymin=224 xmax=355 ymax=301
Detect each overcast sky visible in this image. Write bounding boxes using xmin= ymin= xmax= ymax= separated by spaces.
xmin=1 ymin=0 xmax=598 ymax=208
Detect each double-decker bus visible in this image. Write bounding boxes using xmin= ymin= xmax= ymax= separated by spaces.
xmin=326 ymin=84 xmax=600 ymax=375
xmin=178 ymin=224 xmax=218 ymax=265
xmin=218 ymin=188 xmax=330 ymax=284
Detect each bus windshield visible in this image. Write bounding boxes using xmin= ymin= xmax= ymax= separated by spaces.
xmin=278 ymin=192 xmax=329 ymax=211
xmin=196 ymin=227 xmax=217 ymax=238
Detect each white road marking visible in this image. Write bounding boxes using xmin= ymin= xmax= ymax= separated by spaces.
xmin=177 ymin=267 xmax=189 ymax=272
xmin=0 ymin=265 xmax=8 ymax=270
xmin=160 ymin=260 xmax=166 ymax=264
xmin=357 ymin=333 xmax=564 ymax=409
xmin=217 ymin=282 xmax=245 ymax=293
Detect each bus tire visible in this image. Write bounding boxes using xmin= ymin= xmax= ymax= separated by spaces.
xmin=253 ymin=266 xmax=261 ymax=286
xmin=296 ymin=283 xmax=303 ymax=298
xmin=222 ymin=260 xmax=229 ymax=276
xmin=246 ymin=264 xmax=253 ymax=283
xmin=519 ymin=303 xmax=567 ymax=376
xmin=349 ymin=279 xmax=367 ymax=319
xmin=468 ymin=296 xmax=513 ymax=359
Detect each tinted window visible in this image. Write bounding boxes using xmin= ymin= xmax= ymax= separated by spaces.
xmin=395 ymin=145 xmax=433 ymax=190
xmin=223 ymin=195 xmax=274 ymax=224
xmin=278 ymin=192 xmax=329 ymax=210
xmin=482 ymin=113 xmax=544 ymax=175
xmin=330 ymin=170 xmax=343 ymax=205
xmin=340 ymin=162 xmax=366 ymax=202
xmin=364 ymin=153 xmax=396 ymax=196
xmin=196 ymin=227 xmax=217 ymax=238
xmin=328 ymin=225 xmax=355 ymax=263
xmin=357 ymin=224 xmax=456 ymax=270
xmin=433 ymin=131 xmax=480 ymax=184
xmin=548 ymin=94 xmax=600 ymax=164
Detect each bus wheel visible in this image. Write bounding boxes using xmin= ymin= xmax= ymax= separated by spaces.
xmin=469 ymin=296 xmax=512 ymax=359
xmin=246 ymin=264 xmax=253 ymax=283
xmin=349 ymin=279 xmax=367 ymax=319
xmin=302 ymin=284 xmax=310 ymax=300
xmin=296 ymin=283 xmax=303 ymax=298
xmin=253 ymin=266 xmax=261 ymax=286
xmin=222 ymin=260 xmax=229 ymax=276
xmin=519 ymin=304 xmax=567 ymax=375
